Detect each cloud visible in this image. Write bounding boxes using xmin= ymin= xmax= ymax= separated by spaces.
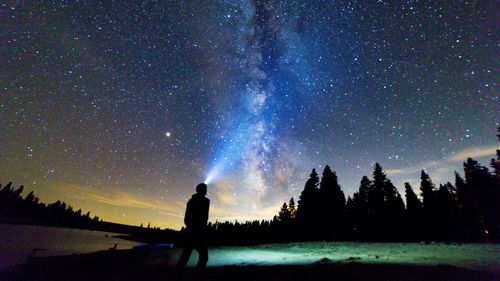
xmin=448 ymin=145 xmax=499 ymax=162
xmin=212 ymin=179 xmax=237 ymax=205
xmin=386 ymin=144 xmax=498 ymax=176
xmin=385 ymin=160 xmax=441 ymax=175
xmin=55 ymin=184 xmax=183 ymax=218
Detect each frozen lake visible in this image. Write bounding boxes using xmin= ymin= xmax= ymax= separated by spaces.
xmin=0 ymin=224 xmax=143 ymax=270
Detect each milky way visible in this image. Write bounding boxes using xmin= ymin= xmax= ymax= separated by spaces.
xmin=205 ymin=1 xmax=308 ymax=212
xmin=1 ymin=1 xmax=497 ymax=229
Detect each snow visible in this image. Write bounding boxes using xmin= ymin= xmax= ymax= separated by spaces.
xmin=180 ymin=242 xmax=499 ymax=273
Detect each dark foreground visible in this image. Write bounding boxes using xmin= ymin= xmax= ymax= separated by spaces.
xmin=1 ymin=249 xmax=498 ymax=281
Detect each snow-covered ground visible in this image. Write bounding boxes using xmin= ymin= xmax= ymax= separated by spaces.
xmin=181 ymin=242 xmax=499 ymax=273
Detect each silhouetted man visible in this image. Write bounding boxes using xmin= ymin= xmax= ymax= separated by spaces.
xmin=177 ymin=183 xmax=210 ymax=270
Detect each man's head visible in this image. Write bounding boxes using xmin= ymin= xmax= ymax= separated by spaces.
xmin=196 ymin=183 xmax=207 ymax=196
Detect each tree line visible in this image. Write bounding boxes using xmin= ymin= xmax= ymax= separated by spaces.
xmin=0 ymin=183 xmax=101 ymax=226
xmin=0 ymin=184 xmax=177 ymax=243
xmin=206 ymin=129 xmax=500 ymax=245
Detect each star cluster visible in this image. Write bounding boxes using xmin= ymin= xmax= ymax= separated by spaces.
xmin=1 ymin=1 xmax=497 ymax=229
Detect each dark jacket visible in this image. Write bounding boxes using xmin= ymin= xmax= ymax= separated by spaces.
xmin=184 ymin=193 xmax=210 ymax=231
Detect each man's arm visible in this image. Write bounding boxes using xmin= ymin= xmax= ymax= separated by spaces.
xmin=184 ymin=200 xmax=192 ymax=227
xmin=203 ymin=199 xmax=210 ymax=225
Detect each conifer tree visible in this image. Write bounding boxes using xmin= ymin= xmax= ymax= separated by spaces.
xmin=278 ymin=202 xmax=291 ymax=224
xmin=435 ymin=183 xmax=457 ymax=240
xmin=369 ymin=163 xmax=404 ymax=238
xmin=358 ymin=176 xmax=371 ymax=204
xmin=420 ymin=170 xmax=435 ymax=209
xmin=25 ymin=191 xmax=35 ymax=203
xmin=490 ymin=150 xmax=500 ymax=183
xmin=370 ymin=163 xmax=386 ymax=215
xmin=13 ymin=185 xmax=24 ymax=199
xmin=0 ymin=182 xmax=13 ymax=196
xmin=345 ymin=196 xmax=355 ymax=234
xmin=349 ymin=176 xmax=371 ymax=238
xmin=463 ymin=158 xmax=498 ymax=240
xmin=296 ymin=169 xmax=319 ymax=238
xmin=455 ymin=172 xmax=469 ymax=207
xmin=288 ymin=198 xmax=296 ymax=219
xmin=404 ymin=182 xmax=421 ymax=214
xmin=419 ymin=170 xmax=437 ymax=240
xmin=404 ymin=182 xmax=421 ymax=239
xmin=318 ymin=165 xmax=345 ymax=238
xmin=297 ymin=169 xmax=319 ymax=220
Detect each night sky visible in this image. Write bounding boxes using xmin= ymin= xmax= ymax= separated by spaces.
xmin=1 ymin=1 xmax=498 ymax=229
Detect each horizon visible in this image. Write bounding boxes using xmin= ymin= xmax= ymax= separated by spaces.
xmin=2 ymin=147 xmax=498 ymax=231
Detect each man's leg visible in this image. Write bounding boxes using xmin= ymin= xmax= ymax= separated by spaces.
xmin=196 ymin=242 xmax=208 ymax=268
xmin=177 ymin=245 xmax=193 ymax=268
xmin=192 ymin=243 xmax=208 ymax=281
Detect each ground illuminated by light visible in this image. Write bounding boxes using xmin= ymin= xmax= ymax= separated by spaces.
xmin=176 ymin=242 xmax=499 ymax=273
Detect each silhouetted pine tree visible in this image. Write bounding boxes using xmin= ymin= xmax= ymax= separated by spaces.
xmin=420 ymin=170 xmax=435 ymax=209
xmin=25 ymin=191 xmax=35 ymax=203
xmin=491 ymin=150 xmax=500 ymax=183
xmin=404 ymin=182 xmax=421 ymax=240
xmin=318 ymin=165 xmax=345 ymax=239
xmin=349 ymin=176 xmax=371 ymax=239
xmin=420 ymin=170 xmax=437 ymax=240
xmin=383 ymin=181 xmax=405 ymax=238
xmin=435 ymin=183 xmax=457 ymax=240
xmin=369 ymin=163 xmax=404 ymax=239
xmin=370 ymin=164 xmax=386 ymax=218
xmin=358 ymin=176 xmax=371 ymax=204
xmin=345 ymin=196 xmax=355 ymax=236
xmin=278 ymin=202 xmax=291 ymax=224
xmin=405 ymin=182 xmax=421 ymax=215
xmin=454 ymin=171 xmax=479 ymax=241
xmin=463 ymin=158 xmax=498 ymax=240
xmin=0 ymin=182 xmax=11 ymax=194
xmin=288 ymin=198 xmax=296 ymax=219
xmin=487 ymin=125 xmax=500 ymax=240
xmin=296 ymin=168 xmax=319 ymax=239
xmin=489 ymin=128 xmax=500 ymax=240
xmin=13 ymin=185 xmax=24 ymax=199
xmin=367 ymin=165 xmax=383 ymax=239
